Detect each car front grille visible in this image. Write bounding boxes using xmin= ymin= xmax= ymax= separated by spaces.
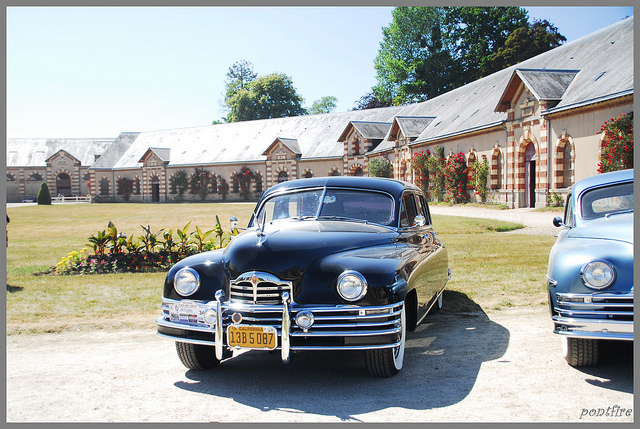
xmin=229 ymin=271 xmax=293 ymax=305
xmin=555 ymin=292 xmax=634 ymax=321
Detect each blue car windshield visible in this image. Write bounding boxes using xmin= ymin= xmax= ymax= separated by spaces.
xmin=256 ymin=188 xmax=395 ymax=226
xmin=580 ymin=181 xmax=634 ymax=220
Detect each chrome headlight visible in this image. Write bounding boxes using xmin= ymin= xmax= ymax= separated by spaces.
xmin=581 ymin=261 xmax=615 ymax=290
xmin=337 ymin=270 xmax=368 ymax=301
xmin=174 ymin=267 xmax=200 ymax=296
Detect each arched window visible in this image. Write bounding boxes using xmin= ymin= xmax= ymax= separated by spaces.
xmin=330 ymin=169 xmax=340 ymax=176
xmin=100 ymin=178 xmax=110 ymax=196
xmin=467 ymin=152 xmax=476 ymax=190
xmin=6 ymin=173 xmax=15 ymax=181
xmin=562 ymin=143 xmax=572 ymax=188
xmin=277 ymin=171 xmax=288 ymax=183
xmin=29 ymin=173 xmax=43 ymax=181
xmin=303 ymin=171 xmax=313 ymax=178
xmin=491 ymin=147 xmax=503 ymax=189
xmin=56 ymin=173 xmax=72 ymax=196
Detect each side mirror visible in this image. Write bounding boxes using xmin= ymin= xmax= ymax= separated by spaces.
xmin=414 ymin=215 xmax=426 ymax=227
xmin=552 ymin=217 xmax=564 ymax=228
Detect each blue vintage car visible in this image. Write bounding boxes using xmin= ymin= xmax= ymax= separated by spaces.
xmin=547 ymin=169 xmax=633 ymax=366
xmin=157 ymin=177 xmax=450 ymax=377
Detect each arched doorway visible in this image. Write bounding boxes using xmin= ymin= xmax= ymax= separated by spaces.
xmin=151 ymin=176 xmax=160 ymax=202
xmin=56 ymin=173 xmax=72 ymax=196
xmin=524 ymin=143 xmax=536 ymax=208
xmin=277 ymin=171 xmax=288 ymax=183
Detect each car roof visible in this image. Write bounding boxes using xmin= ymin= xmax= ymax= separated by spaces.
xmin=261 ymin=176 xmax=420 ymax=200
xmin=572 ymin=169 xmax=634 ymax=197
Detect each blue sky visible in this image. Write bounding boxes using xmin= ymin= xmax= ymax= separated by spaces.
xmin=6 ymin=6 xmax=634 ymax=138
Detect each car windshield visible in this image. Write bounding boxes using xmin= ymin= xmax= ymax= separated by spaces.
xmin=255 ymin=188 xmax=395 ymax=226
xmin=580 ymin=181 xmax=633 ymax=220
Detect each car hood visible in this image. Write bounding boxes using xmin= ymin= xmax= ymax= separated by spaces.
xmin=223 ymin=220 xmax=399 ymax=280
xmin=569 ymin=213 xmax=633 ymax=244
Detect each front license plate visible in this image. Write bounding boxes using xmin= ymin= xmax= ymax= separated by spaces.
xmin=227 ymin=325 xmax=277 ymax=350
xmin=169 ymin=301 xmax=203 ymax=324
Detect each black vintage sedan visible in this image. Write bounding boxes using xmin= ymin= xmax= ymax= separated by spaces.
xmin=157 ymin=176 xmax=450 ymax=377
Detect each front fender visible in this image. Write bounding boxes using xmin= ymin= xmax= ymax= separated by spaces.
xmin=547 ymin=237 xmax=634 ymax=295
xmin=298 ymin=244 xmax=403 ymax=306
xmin=163 ymin=250 xmax=228 ymax=300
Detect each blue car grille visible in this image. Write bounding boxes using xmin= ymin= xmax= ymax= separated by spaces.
xmin=555 ymin=292 xmax=634 ymax=321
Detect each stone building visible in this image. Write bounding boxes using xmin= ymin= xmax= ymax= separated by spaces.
xmin=6 ymin=17 xmax=633 ymax=208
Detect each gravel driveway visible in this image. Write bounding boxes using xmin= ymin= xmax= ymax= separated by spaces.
xmin=6 ymin=206 xmax=633 ymax=423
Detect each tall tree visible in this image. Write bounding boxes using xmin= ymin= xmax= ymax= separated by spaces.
xmin=373 ymin=7 xmax=453 ymax=105
xmin=309 ymin=96 xmax=338 ymax=114
xmin=224 ymin=60 xmax=257 ymax=100
xmin=482 ymin=19 xmax=567 ymax=75
xmin=373 ymin=6 xmax=536 ymax=104
xmin=445 ymin=6 xmax=529 ymax=83
xmin=225 ymin=73 xmax=307 ymax=122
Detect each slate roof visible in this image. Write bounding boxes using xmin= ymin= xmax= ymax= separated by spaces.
xmin=6 ymin=137 xmax=116 ymax=167
xmin=106 ymin=106 xmax=421 ymax=169
xmin=267 ymin=138 xmax=302 ymax=155
xmin=391 ymin=116 xmax=436 ymax=139
xmin=337 ymin=121 xmax=393 ymax=142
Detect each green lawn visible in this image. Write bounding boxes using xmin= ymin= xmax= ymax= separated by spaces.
xmin=5 ymin=202 xmax=556 ymax=334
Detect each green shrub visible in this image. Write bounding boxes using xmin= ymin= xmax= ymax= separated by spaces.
xmin=36 ymin=182 xmax=52 ymax=205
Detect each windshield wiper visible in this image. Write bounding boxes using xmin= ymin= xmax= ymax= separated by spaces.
xmin=605 ymin=209 xmax=634 ymax=218
xmin=318 ymin=215 xmax=368 ymax=224
xmin=289 ymin=216 xmax=316 ymax=221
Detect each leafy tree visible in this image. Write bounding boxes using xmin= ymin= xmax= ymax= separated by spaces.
xmin=352 ymin=92 xmax=393 ymax=110
xmin=482 ymin=19 xmax=566 ymax=75
xmin=37 ymin=182 xmax=52 ymax=205
xmin=373 ymin=6 xmax=534 ymax=103
xmin=373 ymin=7 xmax=454 ymax=104
xmin=225 ymin=73 xmax=307 ymax=122
xmin=309 ymin=96 xmax=338 ymax=114
xmin=445 ymin=6 xmax=529 ymax=83
xmin=368 ymin=157 xmax=394 ymax=178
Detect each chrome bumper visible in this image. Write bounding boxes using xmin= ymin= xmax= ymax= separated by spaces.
xmin=552 ymin=316 xmax=634 ymax=341
xmin=156 ymin=292 xmax=403 ymax=363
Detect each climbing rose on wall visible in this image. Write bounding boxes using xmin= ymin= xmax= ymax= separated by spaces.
xmin=410 ymin=151 xmax=430 ymax=195
xmin=444 ymin=152 xmax=469 ymax=204
xmin=598 ymin=112 xmax=633 ymax=173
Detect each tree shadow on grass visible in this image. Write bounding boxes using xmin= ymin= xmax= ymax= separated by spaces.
xmin=173 ymin=290 xmax=509 ymax=421
xmin=6 ymin=284 xmax=23 ymax=293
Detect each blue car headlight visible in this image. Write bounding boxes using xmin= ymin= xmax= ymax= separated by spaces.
xmin=580 ymin=260 xmax=615 ymax=290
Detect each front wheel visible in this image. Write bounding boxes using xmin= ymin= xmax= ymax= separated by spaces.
xmin=364 ymin=302 xmax=406 ymax=377
xmin=562 ymin=337 xmax=599 ymax=367
xmin=175 ymin=342 xmax=221 ymax=370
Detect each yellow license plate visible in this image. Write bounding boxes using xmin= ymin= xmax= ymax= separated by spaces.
xmin=227 ymin=325 xmax=277 ymax=350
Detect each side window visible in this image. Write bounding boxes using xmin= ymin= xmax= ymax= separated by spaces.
xmin=417 ymin=194 xmax=432 ymax=225
xmin=564 ymin=194 xmax=573 ymax=227
xmin=400 ymin=193 xmax=418 ymax=227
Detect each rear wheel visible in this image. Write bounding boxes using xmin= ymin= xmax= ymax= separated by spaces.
xmin=562 ymin=337 xmax=599 ymax=367
xmin=365 ymin=302 xmax=406 ymax=377
xmin=175 ymin=342 xmax=221 ymax=370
